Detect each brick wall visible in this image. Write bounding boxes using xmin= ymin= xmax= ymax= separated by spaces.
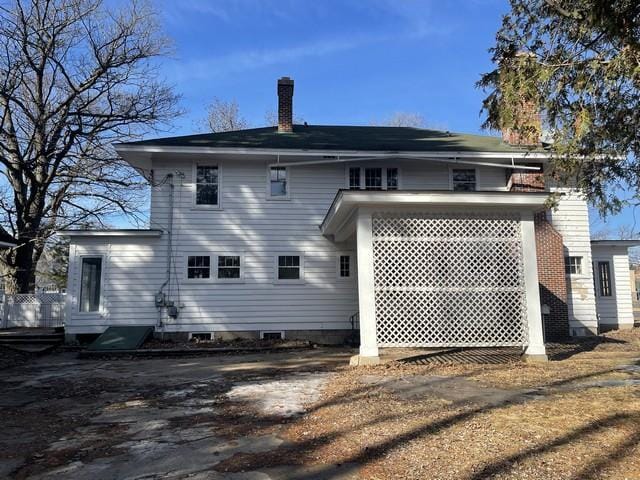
xmin=534 ymin=212 xmax=570 ymax=340
xmin=509 ymin=167 xmax=569 ymax=340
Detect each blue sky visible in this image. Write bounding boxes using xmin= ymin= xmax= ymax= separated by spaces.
xmin=138 ymin=0 xmax=632 ymax=233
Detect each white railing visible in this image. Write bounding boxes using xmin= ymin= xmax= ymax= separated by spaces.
xmin=1 ymin=293 xmax=66 ymax=328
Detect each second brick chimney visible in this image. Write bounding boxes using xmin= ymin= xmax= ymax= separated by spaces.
xmin=277 ymin=77 xmax=294 ymax=133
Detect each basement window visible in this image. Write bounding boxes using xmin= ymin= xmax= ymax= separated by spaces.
xmin=190 ymin=332 xmax=213 ymax=342
xmin=187 ymin=256 xmax=210 ymax=279
xmin=564 ymin=256 xmax=583 ymax=275
xmin=79 ymin=257 xmax=102 ymax=313
xmin=260 ymin=331 xmax=284 ymax=340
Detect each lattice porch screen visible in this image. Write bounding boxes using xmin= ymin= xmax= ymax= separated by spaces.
xmin=372 ymin=213 xmax=528 ymax=347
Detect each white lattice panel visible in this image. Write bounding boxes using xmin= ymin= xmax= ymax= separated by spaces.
xmin=373 ymin=213 xmax=528 ymax=347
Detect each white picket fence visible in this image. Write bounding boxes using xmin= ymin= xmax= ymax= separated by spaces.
xmin=1 ymin=293 xmax=66 ymax=328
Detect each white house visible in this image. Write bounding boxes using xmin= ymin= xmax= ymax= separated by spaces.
xmin=61 ymin=77 xmax=637 ymax=364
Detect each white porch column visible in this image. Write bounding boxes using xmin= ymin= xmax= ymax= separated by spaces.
xmin=353 ymin=208 xmax=379 ymax=365
xmin=521 ymin=211 xmax=548 ymax=361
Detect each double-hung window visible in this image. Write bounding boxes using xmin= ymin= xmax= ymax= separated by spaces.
xmin=348 ymin=167 xmax=399 ymax=190
xmin=339 ymin=255 xmax=351 ymax=278
xmin=79 ymin=257 xmax=102 ymax=312
xmin=349 ymin=167 xmax=361 ymax=189
xmin=564 ymin=256 xmax=583 ymax=275
xmin=196 ymin=165 xmax=219 ymax=206
xmin=269 ymin=166 xmax=288 ymax=198
xmin=187 ymin=256 xmax=210 ymax=279
xmin=218 ymin=256 xmax=241 ymax=279
xmin=277 ymin=255 xmax=301 ymax=281
xmin=451 ymin=168 xmax=477 ymax=191
xmin=596 ymin=261 xmax=612 ymax=297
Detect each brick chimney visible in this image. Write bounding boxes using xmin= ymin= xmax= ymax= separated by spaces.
xmin=277 ymin=77 xmax=294 ymax=133
xmin=500 ymin=52 xmax=542 ymax=147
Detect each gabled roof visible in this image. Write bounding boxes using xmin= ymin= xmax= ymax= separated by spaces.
xmin=0 ymin=226 xmax=16 ymax=247
xmin=117 ymin=125 xmax=548 ymax=154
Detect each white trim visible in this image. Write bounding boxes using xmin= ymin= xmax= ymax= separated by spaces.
xmin=274 ymin=253 xmax=305 ymax=284
xmin=260 ymin=330 xmax=285 ymax=340
xmin=115 ymin=143 xmax=555 ymax=160
xmin=59 ymin=230 xmax=162 ymax=238
xmin=322 ymin=191 xmax=549 ymax=236
xmin=192 ymin=161 xmax=222 ymax=210
xmin=266 ymin=165 xmax=291 ymax=200
xmin=448 ymin=166 xmax=479 ymax=191
xmin=77 ymin=255 xmax=106 ymax=315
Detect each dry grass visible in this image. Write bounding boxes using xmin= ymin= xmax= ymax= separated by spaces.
xmin=216 ymin=329 xmax=640 ymax=479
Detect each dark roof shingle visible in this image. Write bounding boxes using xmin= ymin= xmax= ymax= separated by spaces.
xmin=118 ymin=125 xmax=548 ymax=153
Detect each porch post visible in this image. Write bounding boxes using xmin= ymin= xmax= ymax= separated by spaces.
xmin=521 ymin=211 xmax=548 ymax=361
xmin=352 ymin=208 xmax=380 ymax=365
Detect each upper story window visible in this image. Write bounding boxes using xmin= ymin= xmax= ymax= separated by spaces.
xmin=365 ymin=168 xmax=383 ymax=190
xmin=187 ymin=256 xmax=210 ymax=279
xmin=269 ymin=166 xmax=288 ymax=198
xmin=79 ymin=257 xmax=102 ymax=312
xmin=348 ymin=167 xmax=399 ymax=191
xmin=196 ymin=165 xmax=219 ymax=205
xmin=349 ymin=167 xmax=361 ymax=189
xmin=564 ymin=256 xmax=583 ymax=275
xmin=596 ymin=261 xmax=612 ymax=297
xmin=451 ymin=168 xmax=476 ymax=191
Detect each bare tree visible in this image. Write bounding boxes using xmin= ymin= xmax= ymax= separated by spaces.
xmin=371 ymin=112 xmax=426 ymax=128
xmin=204 ymin=97 xmax=249 ymax=132
xmin=0 ymin=0 xmax=180 ymax=293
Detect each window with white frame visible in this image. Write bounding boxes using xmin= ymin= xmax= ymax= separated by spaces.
xmin=564 ymin=256 xmax=583 ymax=275
xmin=218 ymin=255 xmax=241 ymax=279
xmin=277 ymin=255 xmax=300 ymax=280
xmin=348 ymin=167 xmax=399 ymax=190
xmin=349 ymin=167 xmax=361 ymax=189
xmin=269 ymin=166 xmax=288 ymax=198
xmin=451 ymin=168 xmax=477 ymax=191
xmin=79 ymin=257 xmax=102 ymax=312
xmin=195 ymin=165 xmax=218 ymax=205
xmin=339 ymin=255 xmax=351 ymax=278
xmin=187 ymin=256 xmax=210 ymax=279
xmin=386 ymin=167 xmax=399 ymax=190
xmin=596 ymin=261 xmax=612 ymax=297
xmin=364 ymin=168 xmax=383 ymax=190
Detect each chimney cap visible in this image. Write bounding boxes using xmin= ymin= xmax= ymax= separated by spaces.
xmin=278 ymin=76 xmax=294 ymax=86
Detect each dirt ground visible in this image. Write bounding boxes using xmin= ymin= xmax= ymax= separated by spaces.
xmin=1 ymin=331 xmax=640 ymax=479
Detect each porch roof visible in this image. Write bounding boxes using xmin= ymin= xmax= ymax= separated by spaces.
xmin=320 ymin=190 xmax=549 ymax=238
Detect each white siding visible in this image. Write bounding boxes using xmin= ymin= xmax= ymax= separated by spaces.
xmin=547 ymin=191 xmax=598 ymax=335
xmin=592 ymin=246 xmax=635 ymax=329
xmin=67 ymin=156 xmax=510 ymax=335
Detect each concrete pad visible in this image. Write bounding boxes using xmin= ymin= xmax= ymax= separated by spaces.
xmin=361 ymin=375 xmax=534 ymax=407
